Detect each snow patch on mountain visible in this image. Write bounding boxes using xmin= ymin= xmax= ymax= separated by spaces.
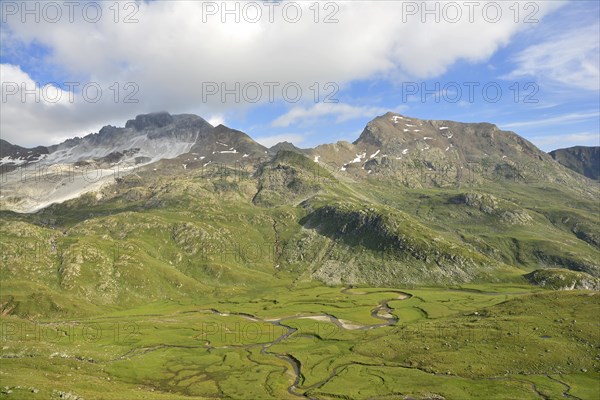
xmin=1 ymin=164 xmax=137 ymax=213
xmin=0 ymin=156 xmax=28 ymax=166
xmin=45 ymin=132 xmax=197 ymax=166
xmin=350 ymin=152 xmax=367 ymax=163
xmin=214 ymin=148 xmax=238 ymax=154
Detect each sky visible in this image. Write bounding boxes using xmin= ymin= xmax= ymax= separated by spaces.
xmin=1 ymin=0 xmax=599 ymax=151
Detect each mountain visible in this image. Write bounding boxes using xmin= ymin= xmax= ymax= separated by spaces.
xmin=42 ymin=112 xmax=213 ymax=165
xmin=550 ymin=145 xmax=600 ymax=180
xmin=1 ymin=111 xmax=598 ymax=302
xmin=0 ymin=112 xmax=269 ymax=213
xmin=308 ymin=112 xmax=590 ymax=192
xmin=268 ymin=141 xmax=308 ymax=156
xmin=0 ymin=139 xmax=49 ymax=172
xmin=188 ymin=123 xmax=268 ymax=162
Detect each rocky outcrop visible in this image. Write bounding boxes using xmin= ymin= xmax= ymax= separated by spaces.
xmin=125 ymin=111 xmax=174 ymax=130
xmin=525 ymin=268 xmax=600 ymax=291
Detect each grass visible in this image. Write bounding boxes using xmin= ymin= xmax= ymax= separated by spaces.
xmin=1 ymin=285 xmax=598 ymax=399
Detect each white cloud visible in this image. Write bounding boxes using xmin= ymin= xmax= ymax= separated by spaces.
xmin=254 ymin=133 xmax=306 ymax=148
xmin=505 ymin=23 xmax=600 ymax=90
xmin=272 ymin=103 xmax=388 ymax=127
xmin=0 ymin=64 xmax=142 ymax=146
xmin=500 ymin=111 xmax=600 ymax=129
xmin=0 ymin=1 xmax=564 ymax=145
xmin=531 ymin=132 xmax=599 ymax=151
xmin=1 ymin=64 xmax=72 ymax=107
xmin=207 ymin=114 xmax=225 ymax=127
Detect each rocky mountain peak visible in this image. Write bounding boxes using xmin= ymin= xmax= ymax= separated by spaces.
xmin=125 ymin=111 xmax=175 ymax=130
xmin=268 ymin=141 xmax=306 ymax=156
xmin=348 ymin=111 xmax=543 ymax=163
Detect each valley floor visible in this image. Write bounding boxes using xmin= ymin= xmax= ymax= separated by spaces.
xmin=1 ymin=284 xmax=599 ymax=400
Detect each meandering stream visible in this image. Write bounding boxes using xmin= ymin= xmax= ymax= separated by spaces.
xmin=199 ymin=287 xmax=412 ymax=397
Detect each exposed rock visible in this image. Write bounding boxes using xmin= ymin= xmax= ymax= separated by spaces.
xmin=125 ymin=111 xmax=174 ymax=130
xmin=525 ymin=269 xmax=600 ymax=291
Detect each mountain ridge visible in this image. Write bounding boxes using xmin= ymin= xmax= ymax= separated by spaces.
xmin=1 ymin=111 xmax=594 ymax=176
xmin=550 ymin=145 xmax=600 ymax=180
xmin=0 ymin=111 xmax=597 ymax=214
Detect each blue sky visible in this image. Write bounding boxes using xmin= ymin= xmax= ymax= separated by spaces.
xmin=1 ymin=0 xmax=598 ymax=151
